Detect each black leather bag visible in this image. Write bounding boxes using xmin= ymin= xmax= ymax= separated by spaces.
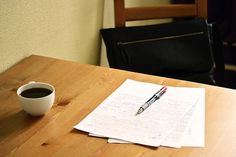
xmin=101 ymin=18 xmax=215 ymax=84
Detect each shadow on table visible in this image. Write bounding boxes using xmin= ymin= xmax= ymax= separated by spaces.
xmin=0 ymin=111 xmax=43 ymax=141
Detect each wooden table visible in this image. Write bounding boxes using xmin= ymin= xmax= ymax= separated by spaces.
xmin=1 ymin=55 xmax=236 ymax=157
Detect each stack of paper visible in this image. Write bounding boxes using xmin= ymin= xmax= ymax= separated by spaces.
xmin=74 ymin=79 xmax=205 ymax=148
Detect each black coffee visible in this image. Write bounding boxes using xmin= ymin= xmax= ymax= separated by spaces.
xmin=20 ymin=88 xmax=52 ymax=98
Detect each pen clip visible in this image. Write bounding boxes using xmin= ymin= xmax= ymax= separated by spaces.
xmin=158 ymin=89 xmax=166 ymax=97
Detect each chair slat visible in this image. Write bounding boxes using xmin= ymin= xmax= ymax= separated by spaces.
xmin=114 ymin=0 xmax=208 ymax=28
xmin=125 ymin=4 xmax=197 ymax=21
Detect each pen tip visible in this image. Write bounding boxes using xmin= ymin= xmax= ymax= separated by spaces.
xmin=135 ymin=108 xmax=143 ymax=116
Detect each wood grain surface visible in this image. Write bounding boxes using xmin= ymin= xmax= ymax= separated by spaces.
xmin=0 ymin=55 xmax=236 ymax=157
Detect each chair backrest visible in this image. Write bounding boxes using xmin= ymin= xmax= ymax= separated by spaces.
xmin=114 ymin=0 xmax=207 ymax=27
xmin=101 ymin=0 xmax=223 ymax=85
xmin=112 ymin=0 xmax=225 ymax=86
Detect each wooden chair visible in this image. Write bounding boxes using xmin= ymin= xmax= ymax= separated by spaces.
xmin=114 ymin=0 xmax=207 ymax=27
xmin=101 ymin=0 xmax=224 ymax=85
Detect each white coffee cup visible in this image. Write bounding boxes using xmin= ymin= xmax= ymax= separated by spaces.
xmin=17 ymin=81 xmax=55 ymax=116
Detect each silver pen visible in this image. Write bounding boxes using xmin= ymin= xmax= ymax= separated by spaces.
xmin=136 ymin=86 xmax=167 ymax=115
